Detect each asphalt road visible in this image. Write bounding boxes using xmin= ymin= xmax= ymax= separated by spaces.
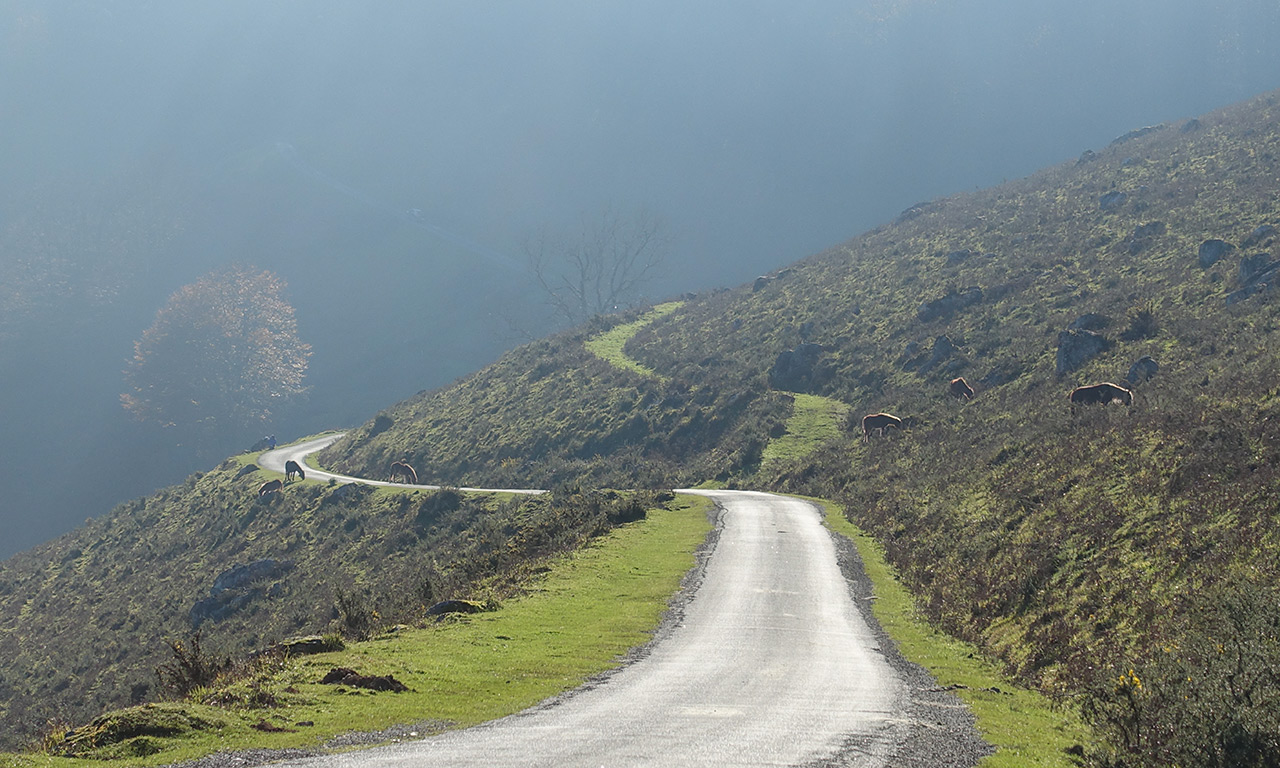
xmin=253 ymin=466 xmax=907 ymax=767
xmin=258 ymin=433 xmax=544 ymax=495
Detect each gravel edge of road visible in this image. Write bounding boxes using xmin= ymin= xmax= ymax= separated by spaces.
xmin=818 ymin=517 xmax=995 ymax=768
xmin=161 ymin=498 xmax=727 ymax=768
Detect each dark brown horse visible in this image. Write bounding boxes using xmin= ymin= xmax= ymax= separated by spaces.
xmin=258 ymin=479 xmax=283 ymax=497
xmin=949 ymin=376 xmax=975 ymax=401
xmin=284 ymin=460 xmax=305 ymax=482
xmin=861 ymin=412 xmax=903 ymax=442
xmin=389 ymin=461 xmax=418 ymax=484
xmin=1069 ymin=382 xmax=1133 ymax=407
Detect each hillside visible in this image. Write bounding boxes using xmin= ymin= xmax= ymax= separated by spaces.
xmin=5 ymin=88 xmax=1280 ymax=764
xmin=0 ymin=450 xmax=664 ymax=750
xmin=323 ymin=90 xmax=1280 ymax=763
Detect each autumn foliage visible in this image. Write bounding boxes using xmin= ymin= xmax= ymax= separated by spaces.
xmin=121 ymin=265 xmax=309 ymax=437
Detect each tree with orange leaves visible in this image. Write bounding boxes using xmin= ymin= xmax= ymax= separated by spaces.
xmin=122 ymin=265 xmax=310 ymax=444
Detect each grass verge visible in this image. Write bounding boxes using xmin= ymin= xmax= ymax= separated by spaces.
xmin=3 ymin=495 xmax=712 ymax=767
xmin=813 ymin=497 xmax=1092 ymax=767
xmin=583 ymin=301 xmax=683 ymax=381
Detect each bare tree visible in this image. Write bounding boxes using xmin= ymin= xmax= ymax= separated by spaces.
xmin=525 ymin=206 xmax=669 ymax=326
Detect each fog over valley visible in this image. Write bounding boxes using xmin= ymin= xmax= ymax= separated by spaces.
xmin=3 ymin=0 xmax=1279 ymax=557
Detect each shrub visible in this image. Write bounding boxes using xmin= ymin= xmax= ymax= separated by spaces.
xmin=154 ymin=633 xmax=230 ymax=698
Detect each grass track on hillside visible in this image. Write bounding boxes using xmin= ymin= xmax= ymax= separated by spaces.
xmin=583 ymin=301 xmax=683 ymax=380
xmin=759 ymin=393 xmax=849 ymax=471
xmin=814 ymin=497 xmax=1091 ymax=767
xmin=5 ymin=496 xmax=712 ymax=767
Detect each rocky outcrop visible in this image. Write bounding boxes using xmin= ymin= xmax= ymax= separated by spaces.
xmin=1225 ymin=252 xmax=1280 ymax=305
xmin=768 ymin=343 xmax=826 ymax=391
xmin=1125 ymin=356 xmax=1160 ymax=386
xmin=189 ymin=559 xmax=294 ymax=627
xmin=1198 ymin=239 xmax=1234 ymax=268
xmin=1056 ymin=329 xmax=1112 ymax=376
xmin=1099 ymin=191 xmax=1128 ymax=211
xmin=917 ymin=287 xmax=983 ymax=322
xmin=1241 ymin=224 xmax=1276 ymax=249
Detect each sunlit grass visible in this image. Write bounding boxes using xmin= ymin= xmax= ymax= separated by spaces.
xmin=812 ymin=496 xmax=1091 ymax=767
xmin=759 ymin=393 xmax=849 ymax=471
xmin=5 ymin=495 xmax=712 ymax=767
xmin=584 ymin=301 xmax=683 ymax=381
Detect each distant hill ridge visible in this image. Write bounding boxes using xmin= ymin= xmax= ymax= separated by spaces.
xmin=5 ymin=88 xmax=1280 ymax=760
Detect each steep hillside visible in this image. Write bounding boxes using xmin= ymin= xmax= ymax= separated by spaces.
xmin=327 ymin=90 xmax=1280 ymax=763
xmin=0 ymin=450 xmax=663 ymax=750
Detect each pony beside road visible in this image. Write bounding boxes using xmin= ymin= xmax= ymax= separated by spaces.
xmin=284 ymin=460 xmax=305 ymax=482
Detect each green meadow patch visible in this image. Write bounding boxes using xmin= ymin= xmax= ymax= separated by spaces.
xmin=5 ymin=495 xmax=712 ymax=767
xmin=813 ymin=497 xmax=1091 ymax=767
xmin=584 ymin=301 xmax=683 ymax=380
xmin=759 ymin=393 xmax=849 ymax=471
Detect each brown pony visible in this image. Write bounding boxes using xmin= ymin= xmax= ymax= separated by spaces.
xmin=861 ymin=413 xmax=903 ymax=442
xmin=1069 ymin=382 xmax=1133 ymax=407
xmin=258 ymin=479 xmax=283 ymax=497
xmin=949 ymin=377 xmax=975 ymax=401
xmin=389 ymin=461 xmax=418 ymax=484
xmin=284 ymin=460 xmax=305 ymax=482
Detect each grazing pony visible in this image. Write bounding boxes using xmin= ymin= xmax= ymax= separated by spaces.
xmin=284 ymin=460 xmax=305 ymax=482
xmin=389 ymin=460 xmax=418 ymax=484
xmin=861 ymin=412 xmax=903 ymax=442
xmin=258 ymin=479 xmax=283 ymax=498
xmin=1069 ymin=382 xmax=1133 ymax=407
xmin=949 ymin=376 xmax=975 ymax=401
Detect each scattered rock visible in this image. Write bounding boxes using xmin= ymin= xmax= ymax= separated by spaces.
xmin=278 ymin=635 xmax=345 ymax=656
xmin=1181 ymin=118 xmax=1202 ymax=133
xmin=752 ymin=275 xmax=773 ymax=292
xmin=212 ymin=559 xmax=294 ymax=596
xmin=1198 ymin=239 xmax=1234 ymax=269
xmin=1125 ymin=356 xmax=1160 ymax=386
xmin=917 ymin=287 xmax=983 ymax=322
xmin=1056 ymin=329 xmax=1112 ymax=376
xmin=1099 ymin=191 xmax=1128 ymax=211
xmin=768 ymin=342 xmax=827 ymax=391
xmin=1077 ymin=149 xmax=1099 ymax=166
xmin=1242 ymin=224 xmax=1276 ymax=249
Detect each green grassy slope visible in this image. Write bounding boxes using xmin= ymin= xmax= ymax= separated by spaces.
xmin=0 ymin=446 xmax=672 ymax=751
xmin=322 ymin=90 xmax=1280 ymax=762
xmin=7 ymin=496 xmax=710 ymax=766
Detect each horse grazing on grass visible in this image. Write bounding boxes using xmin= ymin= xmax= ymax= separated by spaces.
xmin=284 ymin=460 xmax=305 ymax=482
xmin=389 ymin=461 xmax=418 ymax=484
xmin=949 ymin=376 xmax=975 ymax=401
xmin=258 ymin=479 xmax=283 ymax=498
xmin=1069 ymin=382 xmax=1133 ymax=407
xmin=861 ymin=412 xmax=903 ymax=442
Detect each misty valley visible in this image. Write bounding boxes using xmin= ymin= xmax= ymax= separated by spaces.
xmin=5 ymin=3 xmax=1280 ymax=767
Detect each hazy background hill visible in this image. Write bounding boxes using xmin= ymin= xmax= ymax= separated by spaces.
xmin=6 ymin=0 xmax=1280 ymax=557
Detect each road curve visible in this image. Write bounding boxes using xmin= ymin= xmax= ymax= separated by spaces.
xmin=261 ymin=476 xmax=906 ymax=767
xmin=259 ymin=434 xmax=545 ymax=495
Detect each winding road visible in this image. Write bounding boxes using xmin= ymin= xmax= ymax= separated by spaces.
xmin=254 ymin=438 xmax=922 ymax=766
